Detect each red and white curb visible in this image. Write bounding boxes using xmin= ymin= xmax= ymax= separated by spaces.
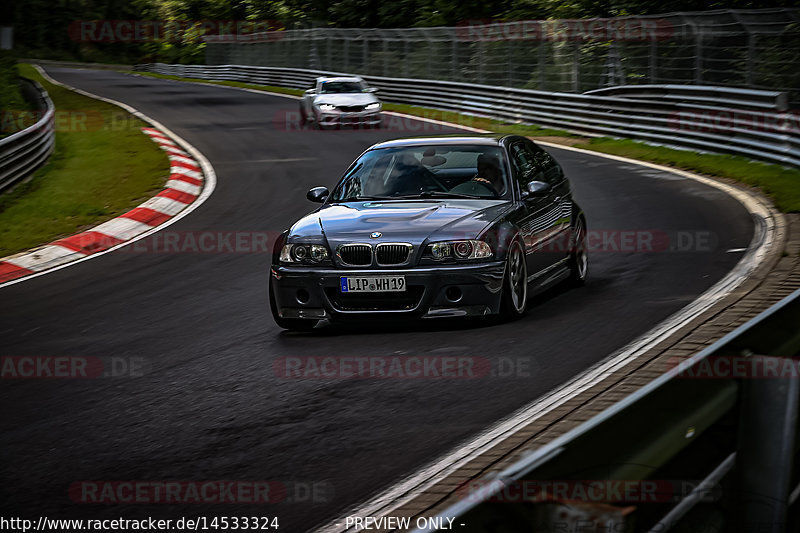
xmin=0 ymin=126 xmax=206 ymax=284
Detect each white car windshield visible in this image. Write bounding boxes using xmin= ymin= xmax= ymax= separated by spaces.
xmin=320 ymin=81 xmax=363 ymax=94
xmin=332 ymin=145 xmax=509 ymax=201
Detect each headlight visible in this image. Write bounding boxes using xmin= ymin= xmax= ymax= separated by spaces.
xmin=280 ymin=244 xmax=330 ymax=264
xmin=365 ymin=102 xmax=381 ymax=110
xmin=318 ymin=104 xmax=336 ymax=111
xmin=427 ymin=240 xmax=492 ymax=260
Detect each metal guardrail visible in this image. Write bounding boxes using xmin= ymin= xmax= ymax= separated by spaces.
xmin=128 ymin=62 xmax=800 ymax=530
xmin=413 ymin=287 xmax=800 ymax=532
xmin=134 ymin=63 xmax=800 ymax=168
xmin=585 ymin=84 xmax=790 ymax=112
xmin=0 ymin=79 xmax=55 ymax=193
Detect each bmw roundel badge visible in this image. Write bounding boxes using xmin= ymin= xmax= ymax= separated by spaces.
xmin=370 ymin=232 xmax=382 ymax=239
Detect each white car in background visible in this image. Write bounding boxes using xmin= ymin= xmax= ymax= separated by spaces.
xmin=300 ymin=76 xmax=383 ymax=129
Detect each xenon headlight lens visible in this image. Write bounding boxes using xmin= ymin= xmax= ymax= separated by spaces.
xmin=309 ymin=244 xmax=329 ymax=262
xmin=431 ymin=242 xmax=451 ymax=259
xmin=280 ymin=244 xmax=330 ymax=263
xmin=453 ymin=241 xmax=473 ymax=259
xmin=428 ymin=240 xmax=492 ymax=260
xmin=292 ymin=245 xmax=308 ymax=261
xmin=318 ymin=104 xmax=336 ymax=111
xmin=365 ymin=102 xmax=381 ymax=110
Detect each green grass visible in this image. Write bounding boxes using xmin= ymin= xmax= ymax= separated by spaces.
xmin=381 ymin=102 xmax=576 ymax=137
xmin=582 ymin=138 xmax=800 ymax=213
xmin=129 ymin=69 xmax=800 ymax=213
xmin=0 ymin=64 xmax=169 ymax=256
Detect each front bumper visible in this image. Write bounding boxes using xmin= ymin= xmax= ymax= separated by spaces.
xmin=271 ymin=262 xmax=506 ymax=321
xmin=316 ymin=110 xmax=382 ymax=127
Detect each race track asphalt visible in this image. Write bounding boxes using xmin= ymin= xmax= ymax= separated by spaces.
xmin=0 ymin=68 xmax=754 ymax=531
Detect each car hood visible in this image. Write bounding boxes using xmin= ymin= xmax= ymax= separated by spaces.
xmin=289 ymin=200 xmax=510 ymax=249
xmin=313 ymin=93 xmax=379 ymax=107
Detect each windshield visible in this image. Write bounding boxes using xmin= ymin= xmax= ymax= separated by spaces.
xmin=319 ymin=81 xmax=364 ymax=94
xmin=331 ymin=144 xmax=509 ymax=202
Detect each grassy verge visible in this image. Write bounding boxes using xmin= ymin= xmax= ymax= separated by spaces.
xmin=0 ymin=65 xmax=169 ymax=256
xmin=130 ymin=70 xmax=800 ymax=213
xmin=583 ymin=138 xmax=800 ymax=213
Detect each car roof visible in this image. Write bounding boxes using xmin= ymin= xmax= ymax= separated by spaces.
xmin=368 ymin=135 xmax=512 ymax=150
xmin=316 ymin=76 xmax=363 ymax=83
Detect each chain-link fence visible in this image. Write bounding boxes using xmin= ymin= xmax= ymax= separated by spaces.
xmin=205 ymin=8 xmax=800 ymax=103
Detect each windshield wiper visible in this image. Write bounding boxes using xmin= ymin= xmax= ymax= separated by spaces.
xmin=394 ymin=191 xmax=487 ymax=199
xmin=346 ymin=195 xmax=397 ymax=201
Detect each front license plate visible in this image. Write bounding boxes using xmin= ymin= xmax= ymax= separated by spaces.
xmin=340 ymin=276 xmax=406 ymax=293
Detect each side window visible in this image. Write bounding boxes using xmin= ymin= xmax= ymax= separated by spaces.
xmin=524 ymin=140 xmax=563 ymax=184
xmin=509 ymin=142 xmax=534 ymax=186
xmin=509 ymin=142 xmax=546 ymax=187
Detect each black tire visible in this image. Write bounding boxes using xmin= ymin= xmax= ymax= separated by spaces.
xmin=568 ymin=215 xmax=589 ymax=286
xmin=269 ymin=280 xmax=318 ymax=332
xmin=500 ymin=238 xmax=528 ymax=319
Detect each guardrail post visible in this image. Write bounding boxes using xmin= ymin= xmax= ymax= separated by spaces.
xmin=733 ymin=355 xmax=799 ymax=532
xmin=746 ymin=32 xmax=755 ymax=87
xmin=404 ymin=39 xmax=410 ymax=78
xmin=538 ymin=43 xmax=544 ymax=89
xmin=384 ymin=40 xmax=389 ymax=77
xmin=695 ymin=25 xmax=703 ymax=85
xmin=451 ymin=39 xmax=457 ymax=81
xmin=326 ymin=36 xmax=332 ymax=71
xmin=650 ymin=38 xmax=657 ymax=84
xmin=477 ymin=40 xmax=485 ymax=85
xmin=573 ymin=42 xmax=580 ymax=92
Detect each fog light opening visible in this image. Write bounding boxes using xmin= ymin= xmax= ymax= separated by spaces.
xmin=296 ymin=289 xmax=310 ymax=304
xmin=445 ymin=286 xmax=463 ymax=303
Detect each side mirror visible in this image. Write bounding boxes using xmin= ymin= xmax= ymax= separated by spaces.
xmin=526 ymin=180 xmax=551 ymax=196
xmin=365 ymin=87 xmax=379 ymax=93
xmin=305 ymin=89 xmax=317 ymax=95
xmin=307 ymin=186 xmax=329 ymax=203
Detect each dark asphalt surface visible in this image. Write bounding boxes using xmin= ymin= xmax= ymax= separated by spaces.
xmin=0 ymin=68 xmax=754 ymax=531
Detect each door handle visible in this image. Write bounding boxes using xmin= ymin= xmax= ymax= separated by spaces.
xmin=553 ymin=196 xmax=561 ymax=204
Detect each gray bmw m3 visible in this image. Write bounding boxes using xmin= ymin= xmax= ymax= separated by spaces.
xmin=269 ymin=135 xmax=588 ymax=331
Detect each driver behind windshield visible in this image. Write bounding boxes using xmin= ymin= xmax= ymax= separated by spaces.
xmin=471 ymin=153 xmax=504 ymax=194
xmin=320 ymin=81 xmax=363 ymax=94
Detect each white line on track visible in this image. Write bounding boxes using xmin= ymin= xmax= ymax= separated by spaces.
xmin=314 ymin=103 xmax=779 ymax=533
xmin=53 ymin=72 xmax=782 ymax=531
